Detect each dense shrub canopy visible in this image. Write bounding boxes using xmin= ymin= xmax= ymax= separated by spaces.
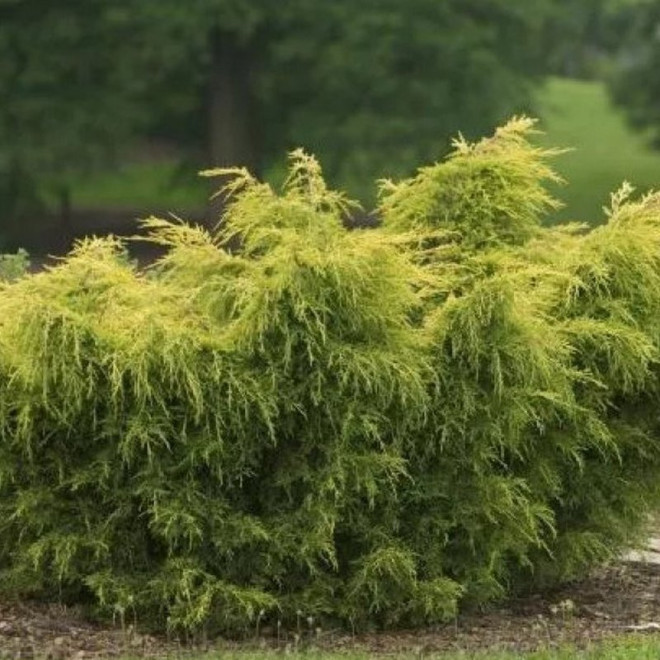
xmin=2 ymin=118 xmax=660 ymax=635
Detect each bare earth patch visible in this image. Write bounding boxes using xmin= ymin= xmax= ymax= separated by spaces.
xmin=3 ymin=560 xmax=660 ymax=658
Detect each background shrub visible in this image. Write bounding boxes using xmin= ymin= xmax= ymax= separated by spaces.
xmin=1 ymin=120 xmax=660 ymax=635
xmin=0 ymin=248 xmax=29 ymax=282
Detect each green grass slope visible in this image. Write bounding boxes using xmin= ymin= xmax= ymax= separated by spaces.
xmin=70 ymin=159 xmax=206 ymax=212
xmin=536 ymin=77 xmax=660 ymax=225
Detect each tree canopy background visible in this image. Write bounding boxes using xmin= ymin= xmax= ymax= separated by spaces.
xmin=0 ymin=0 xmax=557 ymax=249
xmin=1 ymin=0 xmax=660 ymax=254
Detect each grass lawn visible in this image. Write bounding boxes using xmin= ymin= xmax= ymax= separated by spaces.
xmin=534 ymin=77 xmax=660 ymax=225
xmin=70 ymin=159 xmax=207 ymax=212
xmin=115 ymin=635 xmax=660 ymax=659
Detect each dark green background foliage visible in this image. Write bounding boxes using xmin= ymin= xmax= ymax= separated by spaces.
xmin=0 ymin=0 xmax=556 ymax=233
xmin=1 ymin=120 xmax=660 ymax=634
xmin=607 ymin=0 xmax=660 ymax=145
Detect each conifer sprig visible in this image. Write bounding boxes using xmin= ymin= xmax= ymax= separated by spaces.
xmin=1 ymin=119 xmax=660 ymax=633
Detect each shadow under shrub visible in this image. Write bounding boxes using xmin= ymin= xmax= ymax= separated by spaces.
xmin=1 ymin=120 xmax=660 ymax=635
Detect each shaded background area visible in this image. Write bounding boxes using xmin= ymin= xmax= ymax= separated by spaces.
xmin=2 ymin=0 xmax=660 ymax=263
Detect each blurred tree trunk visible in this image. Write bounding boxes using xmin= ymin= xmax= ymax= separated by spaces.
xmin=57 ymin=184 xmax=72 ymax=250
xmin=207 ymin=29 xmax=260 ymax=224
xmin=2 ymin=157 xmax=43 ymax=251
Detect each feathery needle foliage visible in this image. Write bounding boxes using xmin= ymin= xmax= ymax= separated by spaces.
xmin=2 ymin=118 xmax=660 ymax=634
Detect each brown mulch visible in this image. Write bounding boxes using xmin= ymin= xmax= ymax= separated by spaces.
xmin=338 ymin=561 xmax=660 ymax=656
xmin=0 ymin=601 xmax=180 ymax=659
xmin=2 ymin=561 xmax=660 ymax=658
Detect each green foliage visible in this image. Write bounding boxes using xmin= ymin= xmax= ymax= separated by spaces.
xmin=380 ymin=120 xmax=660 ymax=595
xmin=2 ymin=118 xmax=660 ymax=635
xmin=0 ymin=0 xmax=145 ymax=233
xmin=606 ymin=0 xmax=660 ymax=145
xmin=380 ymin=118 xmax=562 ymax=245
xmin=255 ymin=0 xmax=558 ymax=194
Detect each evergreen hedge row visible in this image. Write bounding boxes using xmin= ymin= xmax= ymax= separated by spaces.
xmin=2 ymin=118 xmax=660 ymax=634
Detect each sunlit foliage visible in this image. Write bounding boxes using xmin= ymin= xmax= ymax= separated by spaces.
xmin=1 ymin=118 xmax=660 ymax=634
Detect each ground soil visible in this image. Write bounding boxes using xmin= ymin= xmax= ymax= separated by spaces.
xmin=3 ymin=560 xmax=660 ymax=659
